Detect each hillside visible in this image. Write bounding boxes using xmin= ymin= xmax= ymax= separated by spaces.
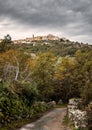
xmin=12 ymin=39 xmax=92 ymax=57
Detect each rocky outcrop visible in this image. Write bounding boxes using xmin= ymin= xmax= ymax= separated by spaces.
xmin=68 ymin=98 xmax=87 ymax=129
xmin=58 ymin=99 xmax=63 ymax=105
xmin=47 ymin=101 xmax=56 ymax=108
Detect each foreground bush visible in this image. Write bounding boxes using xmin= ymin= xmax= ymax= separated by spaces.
xmin=0 ymin=81 xmax=56 ymax=127
xmin=0 ymin=81 xmax=37 ymax=126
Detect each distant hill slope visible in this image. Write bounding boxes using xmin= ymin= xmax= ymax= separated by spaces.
xmin=12 ymin=39 xmax=92 ymax=56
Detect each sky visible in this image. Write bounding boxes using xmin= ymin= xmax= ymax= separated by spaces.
xmin=0 ymin=0 xmax=92 ymax=43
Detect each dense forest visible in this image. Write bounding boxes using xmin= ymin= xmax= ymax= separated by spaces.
xmin=0 ymin=35 xmax=92 ymax=129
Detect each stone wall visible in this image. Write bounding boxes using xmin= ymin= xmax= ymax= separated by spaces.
xmin=67 ymin=98 xmax=87 ymax=129
xmin=86 ymin=102 xmax=92 ymax=130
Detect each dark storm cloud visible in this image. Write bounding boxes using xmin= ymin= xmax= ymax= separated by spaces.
xmin=0 ymin=0 xmax=92 ymax=43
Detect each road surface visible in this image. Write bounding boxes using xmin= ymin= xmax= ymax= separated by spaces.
xmin=19 ymin=108 xmax=71 ymax=130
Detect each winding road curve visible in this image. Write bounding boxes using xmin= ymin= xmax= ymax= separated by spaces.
xmin=19 ymin=108 xmax=71 ymax=130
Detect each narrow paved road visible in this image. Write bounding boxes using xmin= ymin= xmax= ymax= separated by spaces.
xmin=19 ymin=108 xmax=71 ymax=130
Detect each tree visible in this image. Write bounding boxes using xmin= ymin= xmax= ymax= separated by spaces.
xmin=54 ymin=56 xmax=80 ymax=102
xmin=0 ymin=34 xmax=12 ymax=52
xmin=75 ymin=50 xmax=92 ymax=105
xmin=32 ymin=52 xmax=56 ymax=100
xmin=0 ymin=50 xmax=32 ymax=83
xmin=4 ymin=34 xmax=12 ymax=43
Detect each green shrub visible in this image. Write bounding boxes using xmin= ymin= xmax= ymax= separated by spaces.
xmin=31 ymin=102 xmax=47 ymax=114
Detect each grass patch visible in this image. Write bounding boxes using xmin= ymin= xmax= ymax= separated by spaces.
xmin=55 ymin=104 xmax=67 ymax=108
xmin=63 ymin=114 xmax=69 ymax=126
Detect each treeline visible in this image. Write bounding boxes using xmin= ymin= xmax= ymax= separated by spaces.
xmin=0 ymin=35 xmax=92 ymax=126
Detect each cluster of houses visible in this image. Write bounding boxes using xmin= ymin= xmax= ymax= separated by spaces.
xmin=13 ymin=34 xmax=67 ymax=44
xmin=0 ymin=34 xmax=69 ymax=45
